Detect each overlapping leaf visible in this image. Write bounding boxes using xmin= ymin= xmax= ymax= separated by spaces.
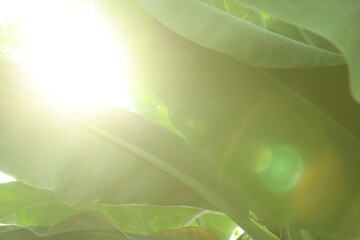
xmin=0 ymin=73 xmax=242 ymax=208
xmin=137 ymin=17 xmax=360 ymax=239
xmin=135 ymin=0 xmax=344 ymax=68
xmin=0 ymin=182 xmax=239 ymax=240
xmin=233 ymin=0 xmax=360 ymax=102
xmin=0 ymin=224 xmax=220 ymax=240
xmin=1 ymin=0 xmax=359 ymax=240
xmin=0 ymin=51 xmax=278 ymax=238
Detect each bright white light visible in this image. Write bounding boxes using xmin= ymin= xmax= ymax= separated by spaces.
xmin=0 ymin=171 xmax=16 ymax=183
xmin=229 ymin=226 xmax=245 ymax=240
xmin=2 ymin=0 xmax=132 ymax=114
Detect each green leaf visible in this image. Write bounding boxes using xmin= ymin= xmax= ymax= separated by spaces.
xmin=153 ymin=227 xmax=218 ymax=240
xmin=0 ymin=182 xmax=72 ymax=225
xmin=0 ymin=83 xmax=212 ymax=210
xmin=201 ymin=0 xmax=265 ymax=27
xmin=0 ymin=227 xmax=129 ymax=240
xmin=0 ymin=212 xmax=171 ymax=240
xmin=232 ymin=0 xmax=360 ymax=102
xmin=0 ymin=212 xmax=131 ymax=240
xmin=265 ymin=18 xmax=340 ymax=54
xmin=0 ymin=182 xmax=238 ymax=240
xmin=1 ymin=198 xmax=234 ymax=240
xmin=0 ymin=55 xmax=278 ymax=238
xmin=131 ymin=84 xmax=185 ymax=137
xmin=279 ymin=227 xmax=347 ymax=240
xmin=194 ymin=212 xmax=238 ymax=240
xmin=2 ymin=1 xmax=357 ymax=239
xmin=0 ymin=224 xmax=219 ymax=240
xmin=96 ymin=205 xmax=204 ymax=235
xmin=138 ymin=19 xmax=360 ymax=239
xmin=135 ymin=0 xmax=344 ymax=68
xmin=102 ymin=0 xmax=155 ymax=72
xmin=92 ymin=205 xmax=232 ymax=238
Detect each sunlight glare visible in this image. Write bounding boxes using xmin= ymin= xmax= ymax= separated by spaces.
xmin=0 ymin=171 xmax=16 ymax=183
xmin=4 ymin=0 xmax=132 ymax=114
xmin=229 ymin=226 xmax=245 ymax=240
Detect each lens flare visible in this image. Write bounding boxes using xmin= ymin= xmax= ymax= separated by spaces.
xmin=257 ymin=145 xmax=304 ymax=193
xmin=293 ymin=150 xmax=344 ymax=223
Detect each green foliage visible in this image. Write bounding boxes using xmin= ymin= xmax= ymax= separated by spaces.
xmin=135 ymin=0 xmax=344 ymax=68
xmin=1 ymin=0 xmax=359 ymax=240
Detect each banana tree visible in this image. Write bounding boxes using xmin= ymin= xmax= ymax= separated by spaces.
xmin=0 ymin=0 xmax=359 ymax=240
